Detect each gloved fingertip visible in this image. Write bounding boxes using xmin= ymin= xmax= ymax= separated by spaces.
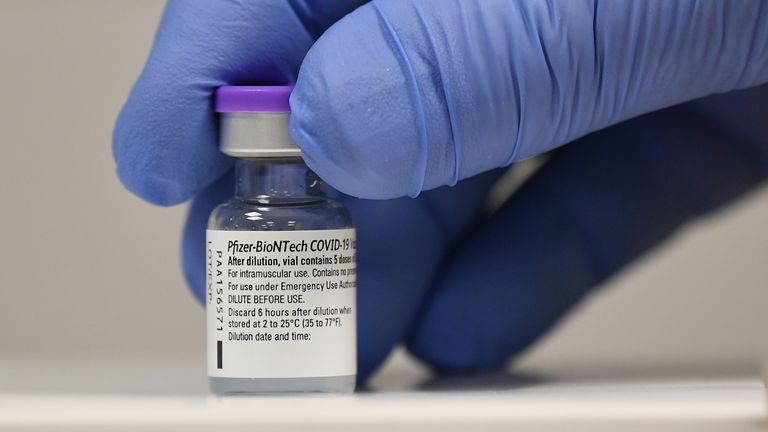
xmin=112 ymin=63 xmax=233 ymax=206
xmin=112 ymin=109 xmax=199 ymax=206
xmin=289 ymin=121 xmax=401 ymax=199
xmin=115 ymin=161 xmax=192 ymax=207
xmin=113 ymin=103 xmax=233 ymax=207
xmin=290 ymin=4 xmax=429 ymax=200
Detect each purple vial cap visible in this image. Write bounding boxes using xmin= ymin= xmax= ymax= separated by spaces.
xmin=215 ymin=85 xmax=294 ymax=113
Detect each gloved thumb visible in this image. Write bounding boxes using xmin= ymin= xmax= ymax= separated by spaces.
xmin=290 ymin=0 xmax=768 ymax=199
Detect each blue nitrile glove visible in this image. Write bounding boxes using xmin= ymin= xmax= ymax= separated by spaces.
xmin=114 ymin=0 xmax=768 ymax=380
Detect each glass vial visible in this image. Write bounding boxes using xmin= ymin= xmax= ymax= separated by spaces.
xmin=206 ymin=86 xmax=356 ymax=393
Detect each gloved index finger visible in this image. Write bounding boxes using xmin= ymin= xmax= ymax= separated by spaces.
xmin=290 ymin=0 xmax=768 ymax=200
xmin=113 ymin=0 xmax=366 ymax=206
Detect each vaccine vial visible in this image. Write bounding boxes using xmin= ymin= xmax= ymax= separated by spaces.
xmin=207 ymin=86 xmax=356 ymax=393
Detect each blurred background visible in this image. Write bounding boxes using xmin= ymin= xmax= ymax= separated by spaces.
xmin=0 ymin=0 xmax=766 ymax=388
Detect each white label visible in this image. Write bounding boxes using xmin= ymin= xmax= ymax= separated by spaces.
xmin=206 ymin=229 xmax=356 ymax=378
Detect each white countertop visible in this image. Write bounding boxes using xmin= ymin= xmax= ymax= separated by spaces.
xmin=0 ymin=351 xmax=765 ymax=431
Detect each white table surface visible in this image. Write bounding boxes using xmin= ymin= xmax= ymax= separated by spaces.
xmin=0 ymin=351 xmax=765 ymax=431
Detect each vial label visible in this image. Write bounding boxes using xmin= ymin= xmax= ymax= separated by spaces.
xmin=206 ymin=229 xmax=356 ymax=378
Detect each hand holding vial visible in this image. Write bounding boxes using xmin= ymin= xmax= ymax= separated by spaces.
xmin=113 ymin=1 xmax=768 ymax=386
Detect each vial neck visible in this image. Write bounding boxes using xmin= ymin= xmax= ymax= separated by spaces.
xmin=234 ymin=157 xmax=325 ymax=203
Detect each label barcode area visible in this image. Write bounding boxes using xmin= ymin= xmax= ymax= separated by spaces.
xmin=217 ymin=340 xmax=223 ymax=369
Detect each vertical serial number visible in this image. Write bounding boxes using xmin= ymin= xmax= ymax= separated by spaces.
xmin=207 ymin=241 xmax=225 ymax=331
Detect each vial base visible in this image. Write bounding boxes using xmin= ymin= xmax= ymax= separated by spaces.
xmin=209 ymin=375 xmax=356 ymax=394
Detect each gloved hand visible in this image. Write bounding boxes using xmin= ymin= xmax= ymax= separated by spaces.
xmin=113 ymin=0 xmax=768 ymax=380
